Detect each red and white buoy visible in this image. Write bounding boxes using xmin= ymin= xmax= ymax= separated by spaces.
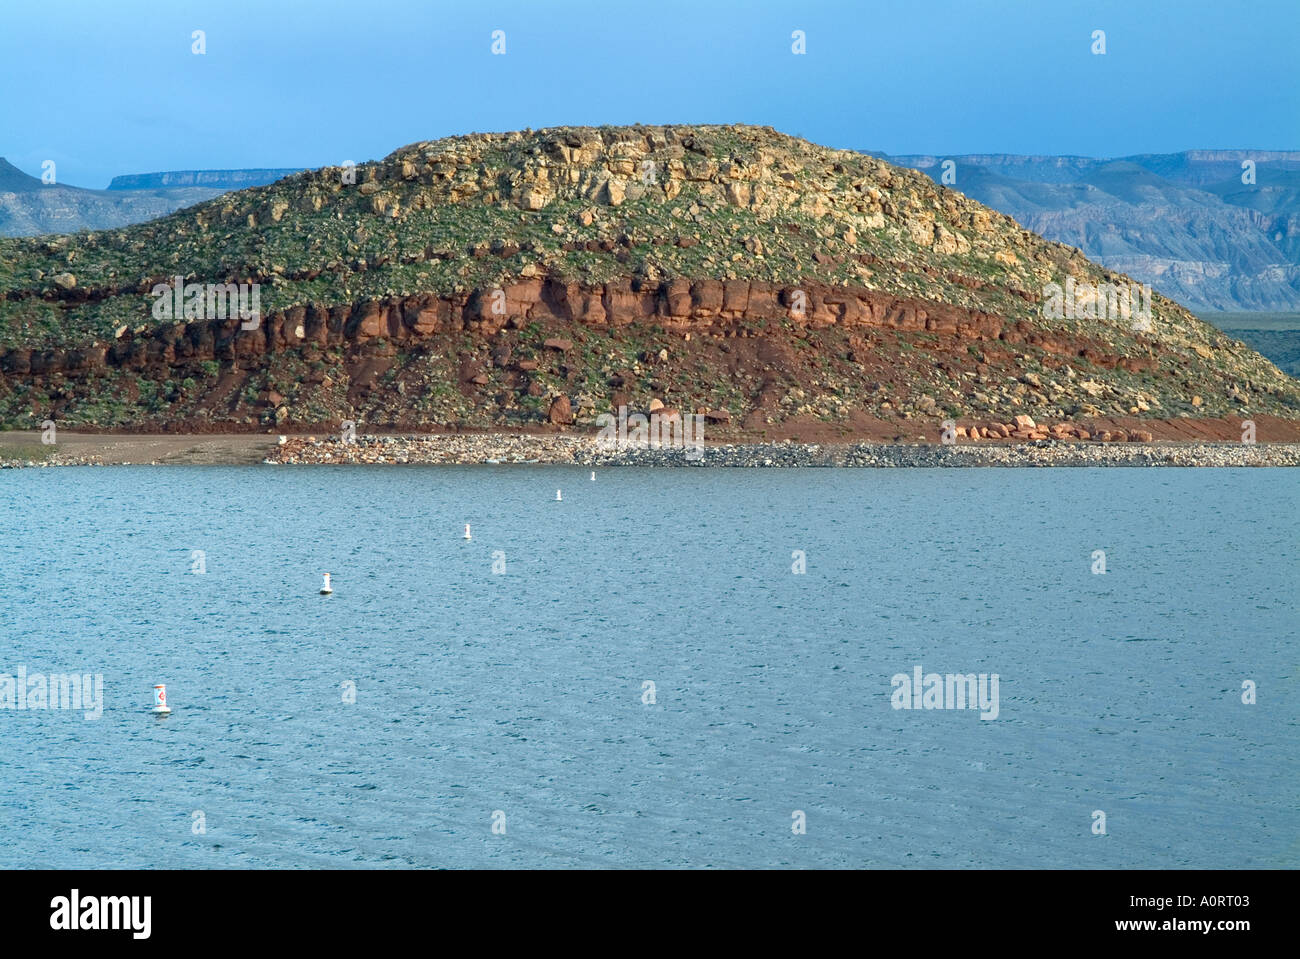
xmin=320 ymin=573 xmax=333 ymax=595
xmin=151 ymin=684 xmax=171 ymax=716
xmin=463 ymin=524 xmax=472 ymax=540
xmin=556 ymin=489 xmax=562 ymax=501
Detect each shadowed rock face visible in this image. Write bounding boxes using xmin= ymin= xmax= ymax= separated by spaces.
xmin=0 ymin=124 xmax=1296 ymax=434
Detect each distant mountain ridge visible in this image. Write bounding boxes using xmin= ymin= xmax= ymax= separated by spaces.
xmin=884 ymin=150 xmax=1300 ymax=312
xmin=107 ymin=169 xmax=303 ymax=191
xmin=0 ymin=158 xmax=48 ymax=193
xmin=886 ymin=150 xmax=1300 ymax=185
xmin=0 ymin=159 xmax=298 ymax=238
xmin=0 ymin=158 xmax=226 ymax=237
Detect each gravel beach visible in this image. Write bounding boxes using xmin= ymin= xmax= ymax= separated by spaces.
xmin=268 ymin=433 xmax=1300 ymax=467
xmin=3 ymin=431 xmax=1298 ymax=468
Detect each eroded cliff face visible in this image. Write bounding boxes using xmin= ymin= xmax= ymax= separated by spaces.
xmin=0 ymin=272 xmax=1198 ymax=441
xmin=0 ymin=277 xmax=1011 ymax=377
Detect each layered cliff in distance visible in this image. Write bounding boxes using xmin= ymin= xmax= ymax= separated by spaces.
xmin=0 ymin=159 xmax=299 ymax=238
xmin=106 ymin=169 xmax=303 ymax=191
xmin=890 ymin=150 xmax=1300 ymax=312
xmin=0 ymin=125 xmax=1296 ymax=441
xmin=0 ymin=158 xmax=225 ymax=238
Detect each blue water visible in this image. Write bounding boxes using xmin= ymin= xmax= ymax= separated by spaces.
xmin=0 ymin=466 xmax=1296 ymax=868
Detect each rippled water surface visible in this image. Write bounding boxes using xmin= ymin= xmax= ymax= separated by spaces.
xmin=0 ymin=466 xmax=1296 ymax=868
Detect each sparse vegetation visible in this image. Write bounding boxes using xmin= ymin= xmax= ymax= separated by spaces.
xmin=0 ymin=124 xmax=1295 ymax=434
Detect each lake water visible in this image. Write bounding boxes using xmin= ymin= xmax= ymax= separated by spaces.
xmin=0 ymin=466 xmax=1296 ymax=868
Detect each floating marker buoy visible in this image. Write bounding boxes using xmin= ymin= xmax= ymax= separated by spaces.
xmin=320 ymin=572 xmax=333 ymax=595
xmin=463 ymin=524 xmax=472 ymax=540
xmin=556 ymin=489 xmax=562 ymax=501
xmin=151 ymin=684 xmax=171 ymax=716
xmin=590 ymin=471 xmax=596 ymax=481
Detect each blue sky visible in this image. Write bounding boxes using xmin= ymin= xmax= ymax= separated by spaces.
xmin=2 ymin=0 xmax=1296 ymax=188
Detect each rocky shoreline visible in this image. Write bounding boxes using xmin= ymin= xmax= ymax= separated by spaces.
xmin=269 ymin=433 xmax=1298 ymax=468
xmin=3 ymin=431 xmax=1298 ymax=468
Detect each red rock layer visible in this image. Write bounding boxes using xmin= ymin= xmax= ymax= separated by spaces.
xmin=0 ymin=278 xmax=1005 ymax=376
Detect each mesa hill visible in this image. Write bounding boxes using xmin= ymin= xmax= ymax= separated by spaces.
xmin=0 ymin=124 xmax=1296 ymax=441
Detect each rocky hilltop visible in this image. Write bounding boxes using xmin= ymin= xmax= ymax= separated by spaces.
xmin=0 ymin=125 xmax=1297 ymax=442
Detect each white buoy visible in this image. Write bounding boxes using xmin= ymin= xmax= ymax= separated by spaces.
xmin=320 ymin=572 xmax=333 ymax=595
xmin=463 ymin=524 xmax=472 ymax=540
xmin=556 ymin=489 xmax=562 ymax=501
xmin=590 ymin=471 xmax=596 ymax=481
xmin=151 ymin=684 xmax=171 ymax=716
